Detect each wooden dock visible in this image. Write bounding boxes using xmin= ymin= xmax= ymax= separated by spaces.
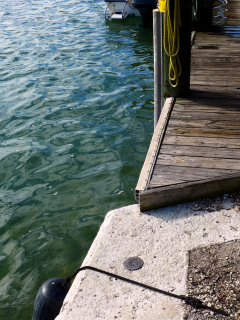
xmin=136 ymin=0 xmax=240 ymax=211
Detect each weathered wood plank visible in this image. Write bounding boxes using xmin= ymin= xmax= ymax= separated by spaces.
xmin=135 ymin=98 xmax=174 ymax=194
xmin=176 ymin=98 xmax=240 ymax=107
xmin=193 ymin=42 xmax=240 ymax=48
xmin=149 ymin=167 xmax=239 ymax=186
xmin=191 ymin=74 xmax=240 ymax=80
xmin=163 ymin=135 xmax=240 ymax=148
xmin=188 ymin=87 xmax=240 ymax=96
xmin=192 ymin=47 xmax=240 ymax=53
xmin=192 ymin=50 xmax=240 ymax=56
xmin=187 ymin=91 xmax=240 ymax=99
xmin=172 ymin=104 xmax=240 ymax=112
xmin=191 ymin=57 xmax=240 ymax=64
xmin=166 ymin=127 xmax=240 ymax=138
xmin=140 ymin=173 xmax=240 ymax=211
xmin=191 ymin=58 xmax=240 ymax=66
xmin=156 ymin=154 xmax=240 ymax=170
xmin=149 ymin=177 xmax=187 ymax=187
xmin=160 ymin=144 xmax=240 ymax=159
xmin=190 ymin=77 xmax=240 ymax=84
xmin=152 ymin=165 xmax=237 ymax=177
xmin=190 ymin=74 xmax=240 ymax=82
xmin=148 ymin=168 xmax=240 ymax=188
xmin=167 ymin=119 xmax=240 ymax=129
xmin=170 ymin=111 xmax=240 ymax=121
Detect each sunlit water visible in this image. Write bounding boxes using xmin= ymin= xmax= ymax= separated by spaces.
xmin=0 ymin=0 xmax=154 ymax=319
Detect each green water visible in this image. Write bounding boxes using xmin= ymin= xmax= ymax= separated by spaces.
xmin=0 ymin=0 xmax=154 ymax=318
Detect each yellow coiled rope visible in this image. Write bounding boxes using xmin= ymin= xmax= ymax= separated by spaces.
xmin=162 ymin=0 xmax=182 ymax=87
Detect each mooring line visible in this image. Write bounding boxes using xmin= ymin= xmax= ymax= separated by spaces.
xmin=62 ymin=265 xmax=230 ymax=317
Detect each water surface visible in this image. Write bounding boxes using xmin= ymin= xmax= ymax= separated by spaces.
xmin=0 ymin=1 xmax=154 ymax=319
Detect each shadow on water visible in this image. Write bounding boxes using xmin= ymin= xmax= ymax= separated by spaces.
xmin=104 ymin=15 xmax=154 ymax=44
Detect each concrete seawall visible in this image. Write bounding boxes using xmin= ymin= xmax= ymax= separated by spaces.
xmin=56 ymin=193 xmax=240 ymax=319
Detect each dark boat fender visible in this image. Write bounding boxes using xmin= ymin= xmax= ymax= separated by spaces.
xmin=32 ymin=277 xmax=71 ymax=320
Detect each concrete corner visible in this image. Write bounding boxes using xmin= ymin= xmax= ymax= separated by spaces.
xmin=56 ymin=194 xmax=240 ymax=319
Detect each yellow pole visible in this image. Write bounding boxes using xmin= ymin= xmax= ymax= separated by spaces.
xmin=159 ymin=0 xmax=166 ymax=12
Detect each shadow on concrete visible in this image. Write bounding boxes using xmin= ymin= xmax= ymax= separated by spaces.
xmin=143 ymin=191 xmax=240 ymax=221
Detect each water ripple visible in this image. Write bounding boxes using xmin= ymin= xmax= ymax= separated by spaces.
xmin=0 ymin=0 xmax=154 ymax=319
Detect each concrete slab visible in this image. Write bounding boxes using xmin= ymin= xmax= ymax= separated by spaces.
xmin=56 ymin=194 xmax=240 ymax=320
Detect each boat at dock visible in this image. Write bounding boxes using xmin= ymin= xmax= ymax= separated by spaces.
xmin=104 ymin=0 xmax=158 ymax=25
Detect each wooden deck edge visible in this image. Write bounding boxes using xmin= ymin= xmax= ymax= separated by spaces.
xmin=139 ymin=172 xmax=240 ymax=212
xmin=135 ymin=97 xmax=175 ymax=202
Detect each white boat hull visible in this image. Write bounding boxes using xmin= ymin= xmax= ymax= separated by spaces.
xmin=105 ymin=0 xmax=141 ymax=20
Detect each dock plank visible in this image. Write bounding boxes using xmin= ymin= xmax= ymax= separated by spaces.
xmin=136 ymin=0 xmax=240 ymax=210
xmin=149 ymin=169 xmax=240 ymax=188
xmin=163 ymin=135 xmax=240 ymax=148
xmin=168 ymin=119 xmax=240 ymax=129
xmin=156 ymin=154 xmax=240 ymax=170
xmin=166 ymin=127 xmax=240 ymax=138
xmin=151 ymin=166 xmax=238 ymax=179
xmin=160 ymin=144 xmax=240 ymax=159
xmin=170 ymin=111 xmax=240 ymax=121
xmin=140 ymin=173 xmax=240 ymax=211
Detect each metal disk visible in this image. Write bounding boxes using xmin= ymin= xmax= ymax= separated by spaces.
xmin=123 ymin=256 xmax=144 ymax=271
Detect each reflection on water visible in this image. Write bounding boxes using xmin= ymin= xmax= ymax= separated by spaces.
xmin=0 ymin=0 xmax=154 ymax=319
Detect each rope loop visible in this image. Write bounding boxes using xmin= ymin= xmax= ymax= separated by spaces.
xmin=163 ymin=0 xmax=182 ymax=87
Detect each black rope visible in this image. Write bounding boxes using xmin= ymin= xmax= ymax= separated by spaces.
xmin=62 ymin=266 xmax=230 ymax=317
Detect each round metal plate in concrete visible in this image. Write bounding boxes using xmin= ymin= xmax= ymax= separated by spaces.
xmin=123 ymin=256 xmax=144 ymax=271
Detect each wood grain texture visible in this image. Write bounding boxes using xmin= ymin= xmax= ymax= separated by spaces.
xmin=136 ymin=0 xmax=240 ymax=211
xmin=140 ymin=173 xmax=240 ymax=211
xmin=135 ymin=98 xmax=174 ymax=195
